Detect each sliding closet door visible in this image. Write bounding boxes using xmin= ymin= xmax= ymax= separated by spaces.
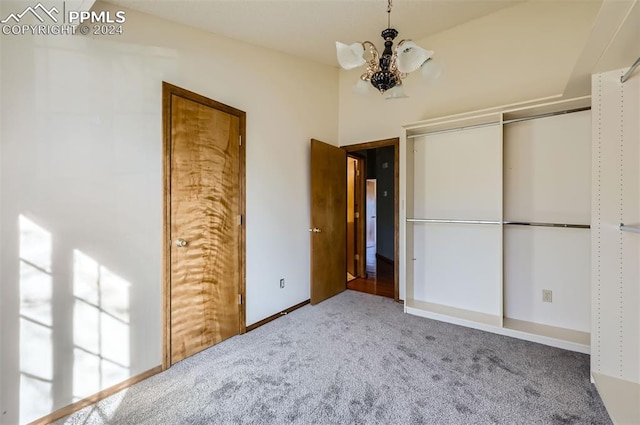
xmin=411 ymin=125 xmax=502 ymax=318
xmin=503 ymin=110 xmax=591 ymax=333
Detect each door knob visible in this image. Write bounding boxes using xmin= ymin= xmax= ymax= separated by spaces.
xmin=176 ymin=239 xmax=188 ymax=247
xmin=308 ymin=228 xmax=322 ymax=233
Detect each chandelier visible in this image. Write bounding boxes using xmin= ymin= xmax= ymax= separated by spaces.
xmin=336 ymin=0 xmax=436 ymax=99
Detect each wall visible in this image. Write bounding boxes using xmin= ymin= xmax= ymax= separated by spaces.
xmin=375 ymin=146 xmax=395 ymax=261
xmin=0 ymin=1 xmax=338 ymax=423
xmin=337 ymin=0 xmax=601 ymax=145
xmin=365 ymin=149 xmax=376 ymax=179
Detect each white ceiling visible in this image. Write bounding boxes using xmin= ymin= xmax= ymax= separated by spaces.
xmin=104 ymin=0 xmax=523 ymax=66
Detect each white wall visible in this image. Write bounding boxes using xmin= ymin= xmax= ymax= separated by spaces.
xmin=338 ymin=0 xmax=601 ymax=145
xmin=0 ymin=1 xmax=338 ymax=423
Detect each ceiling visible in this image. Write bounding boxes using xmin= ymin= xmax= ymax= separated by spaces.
xmin=104 ymin=0 xmax=523 ymax=67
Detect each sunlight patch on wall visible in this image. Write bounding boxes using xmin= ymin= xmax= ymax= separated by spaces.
xmin=19 ymin=215 xmax=53 ymax=424
xmin=73 ymin=249 xmax=130 ymax=402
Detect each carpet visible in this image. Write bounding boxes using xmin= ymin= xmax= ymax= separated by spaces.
xmin=56 ymin=290 xmax=611 ymax=424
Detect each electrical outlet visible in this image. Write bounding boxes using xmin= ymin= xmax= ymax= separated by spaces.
xmin=280 ymin=278 xmax=285 ymax=289
xmin=542 ymin=290 xmax=553 ymax=303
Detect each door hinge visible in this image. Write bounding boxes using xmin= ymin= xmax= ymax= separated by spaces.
xmin=239 ymin=135 xmax=242 ymax=146
xmin=238 ymin=294 xmax=243 ymax=305
xmin=238 ymin=215 xmax=243 ymax=226
xmin=355 ymin=254 xmax=360 ymax=261
xmin=354 ymin=212 xmax=360 ymax=219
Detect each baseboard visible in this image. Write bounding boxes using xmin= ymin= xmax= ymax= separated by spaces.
xmin=375 ymin=253 xmax=394 ymax=265
xmin=29 ymin=365 xmax=163 ymax=425
xmin=246 ymin=299 xmax=310 ymax=332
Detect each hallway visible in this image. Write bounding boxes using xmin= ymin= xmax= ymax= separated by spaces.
xmin=347 ymin=246 xmax=394 ymax=299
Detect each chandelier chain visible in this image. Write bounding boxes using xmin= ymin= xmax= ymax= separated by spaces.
xmin=387 ymin=0 xmax=392 ymax=28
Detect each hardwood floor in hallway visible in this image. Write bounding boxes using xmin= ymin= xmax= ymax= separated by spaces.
xmin=347 ymin=246 xmax=394 ymax=299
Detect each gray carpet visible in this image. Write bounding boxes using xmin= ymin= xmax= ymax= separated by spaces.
xmin=56 ymin=290 xmax=612 ymax=425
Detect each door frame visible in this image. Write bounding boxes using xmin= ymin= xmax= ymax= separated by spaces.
xmin=161 ymin=82 xmax=246 ymax=370
xmin=347 ymin=153 xmax=367 ymax=278
xmin=342 ymin=138 xmax=400 ymax=301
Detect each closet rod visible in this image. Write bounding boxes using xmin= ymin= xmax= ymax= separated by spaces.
xmin=620 ymin=223 xmax=640 ymax=234
xmin=407 ymin=218 xmax=501 ymax=225
xmin=407 ymin=219 xmax=590 ymax=229
xmin=406 ymin=122 xmax=499 ymax=139
xmin=502 ymin=107 xmax=591 ymax=125
xmin=503 ymin=221 xmax=590 ymax=229
xmin=621 ymin=57 xmax=640 ymax=83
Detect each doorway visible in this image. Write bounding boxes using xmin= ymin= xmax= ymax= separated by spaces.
xmin=162 ymin=82 xmax=246 ymax=368
xmin=346 ymin=155 xmax=365 ymax=282
xmin=343 ymin=138 xmax=399 ymax=301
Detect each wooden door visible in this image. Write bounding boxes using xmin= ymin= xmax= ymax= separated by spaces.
xmin=163 ymin=82 xmax=246 ymax=367
xmin=310 ymin=139 xmax=347 ymax=304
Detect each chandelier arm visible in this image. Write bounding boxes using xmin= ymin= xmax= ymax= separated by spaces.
xmin=361 ymin=41 xmax=381 ymax=75
xmin=362 ymin=41 xmax=378 ymax=54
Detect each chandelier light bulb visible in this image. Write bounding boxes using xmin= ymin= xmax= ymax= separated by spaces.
xmin=336 ymin=42 xmax=366 ymax=70
xmin=353 ymin=78 xmax=371 ymax=96
xmin=385 ymin=82 xmax=408 ymax=100
xmin=396 ymin=41 xmax=434 ymax=74
xmin=421 ymin=58 xmax=443 ymax=84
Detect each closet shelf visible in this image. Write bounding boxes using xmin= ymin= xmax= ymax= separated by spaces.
xmin=502 ymin=317 xmax=590 ymax=346
xmin=404 ymin=300 xmax=590 ymax=353
xmin=406 ymin=299 xmax=502 ymax=327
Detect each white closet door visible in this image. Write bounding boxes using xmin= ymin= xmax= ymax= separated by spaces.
xmin=503 ymin=111 xmax=591 ymax=332
xmin=411 ymin=125 xmax=502 ymax=316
